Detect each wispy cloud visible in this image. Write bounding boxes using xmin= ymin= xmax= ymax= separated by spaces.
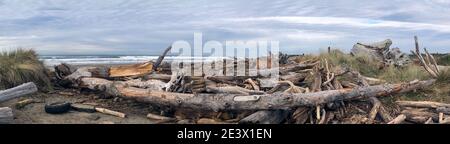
xmin=0 ymin=0 xmax=449 ymax=55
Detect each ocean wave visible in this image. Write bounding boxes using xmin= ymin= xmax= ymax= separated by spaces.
xmin=39 ymin=55 xmax=233 ymax=66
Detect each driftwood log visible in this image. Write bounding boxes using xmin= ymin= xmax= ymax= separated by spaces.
xmin=63 ymin=66 xmax=435 ymax=111
xmin=396 ymin=101 xmax=450 ymax=109
xmin=0 ymin=107 xmax=13 ymax=124
xmin=0 ymin=82 xmax=38 ymax=103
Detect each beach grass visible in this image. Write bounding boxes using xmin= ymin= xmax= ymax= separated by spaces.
xmin=309 ymin=50 xmax=449 ymax=103
xmin=0 ymin=49 xmax=51 ymax=90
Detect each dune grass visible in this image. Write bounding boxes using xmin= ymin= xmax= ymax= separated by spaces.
xmin=436 ymin=54 xmax=450 ymax=66
xmin=0 ymin=49 xmax=51 ymax=90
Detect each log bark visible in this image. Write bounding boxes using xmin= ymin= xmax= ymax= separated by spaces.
xmin=239 ymin=110 xmax=289 ymax=124
xmin=0 ymin=82 xmax=38 ymax=103
xmin=0 ymin=107 xmax=13 ymax=124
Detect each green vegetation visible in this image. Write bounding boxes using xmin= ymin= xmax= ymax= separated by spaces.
xmin=0 ymin=49 xmax=51 ymax=90
xmin=436 ymin=54 xmax=450 ymax=66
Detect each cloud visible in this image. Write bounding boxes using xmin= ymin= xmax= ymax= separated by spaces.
xmin=224 ymin=16 xmax=450 ymax=33
xmin=0 ymin=0 xmax=449 ymax=55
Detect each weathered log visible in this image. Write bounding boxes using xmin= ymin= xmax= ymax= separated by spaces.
xmin=107 ymin=79 xmax=435 ymax=111
xmin=388 ymin=114 xmax=406 ymax=124
xmin=368 ymin=97 xmax=393 ymax=123
xmin=0 ymin=82 xmax=38 ymax=103
xmin=144 ymin=74 xmax=172 ymax=82
xmin=401 ymin=108 xmax=438 ymax=123
xmin=378 ymin=106 xmax=393 ymax=122
xmin=0 ymin=107 xmax=14 ymax=124
xmin=65 ymin=68 xmax=435 ymax=111
xmin=239 ymin=110 xmax=289 ymax=124
xmin=396 ymin=101 xmax=450 ymax=109
xmin=368 ymin=97 xmax=381 ymax=124
xmin=109 ymin=62 xmax=153 ymax=78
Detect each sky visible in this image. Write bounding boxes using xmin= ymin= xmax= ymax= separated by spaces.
xmin=0 ymin=0 xmax=449 ymax=55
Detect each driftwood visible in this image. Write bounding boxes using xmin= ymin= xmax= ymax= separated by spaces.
xmin=0 ymin=107 xmax=13 ymax=124
xmin=0 ymin=82 xmax=38 ymax=103
xmin=147 ymin=113 xmax=176 ymax=121
xmin=411 ymin=36 xmax=439 ymax=78
xmin=239 ymin=110 xmax=289 ymax=124
xmin=65 ymin=65 xmax=434 ymax=111
xmin=396 ymin=101 xmax=450 ymax=109
xmin=152 ymin=46 xmax=172 ymax=71
xmin=109 ymin=62 xmax=153 ymax=78
xmin=388 ymin=114 xmax=406 ymax=124
xmin=367 ymin=97 xmax=381 ymax=124
xmin=292 ymin=107 xmax=310 ymax=124
xmin=401 ymin=108 xmax=438 ymax=123
xmin=95 ymin=107 xmax=126 ymax=118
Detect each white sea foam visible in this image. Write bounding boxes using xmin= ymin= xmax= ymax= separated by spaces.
xmin=39 ymin=55 xmax=232 ymax=66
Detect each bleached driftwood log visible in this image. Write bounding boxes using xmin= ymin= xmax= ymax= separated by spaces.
xmin=64 ymin=66 xmax=435 ymax=111
xmin=0 ymin=107 xmax=13 ymax=124
xmin=0 ymin=82 xmax=38 ymax=103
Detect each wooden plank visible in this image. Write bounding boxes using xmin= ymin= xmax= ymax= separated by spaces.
xmin=109 ymin=62 xmax=153 ymax=78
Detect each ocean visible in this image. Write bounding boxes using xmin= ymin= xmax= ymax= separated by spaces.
xmin=39 ymin=55 xmax=232 ymax=67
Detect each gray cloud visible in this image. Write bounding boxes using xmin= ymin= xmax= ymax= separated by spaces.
xmin=0 ymin=0 xmax=449 ymax=55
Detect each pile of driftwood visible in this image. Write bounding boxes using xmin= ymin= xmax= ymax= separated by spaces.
xmin=394 ymin=101 xmax=450 ymax=124
xmin=0 ymin=82 xmax=38 ymax=123
xmin=47 ymin=39 xmax=443 ymax=124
